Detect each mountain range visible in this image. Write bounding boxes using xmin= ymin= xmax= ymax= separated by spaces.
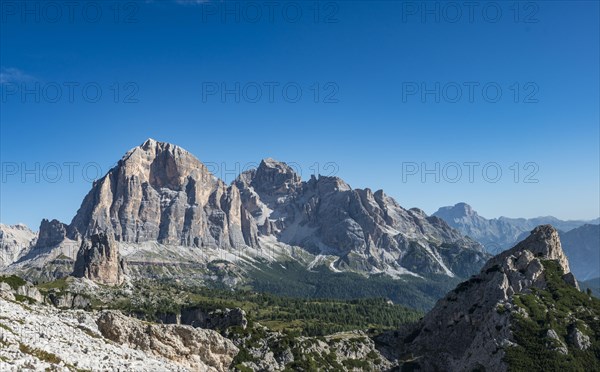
xmin=433 ymin=202 xmax=600 ymax=280
xmin=0 ymin=139 xmax=489 ymax=308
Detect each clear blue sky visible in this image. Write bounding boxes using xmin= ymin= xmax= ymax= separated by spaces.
xmin=1 ymin=0 xmax=599 ymax=229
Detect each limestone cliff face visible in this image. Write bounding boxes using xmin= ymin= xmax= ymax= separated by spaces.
xmin=96 ymin=310 xmax=238 ymax=371
xmin=72 ymin=233 xmax=126 ymax=286
xmin=35 ymin=219 xmax=67 ymax=248
xmin=0 ymin=224 xmax=36 ymax=267
xmin=236 ymin=159 xmax=488 ymax=277
xmin=68 ymin=139 xmax=258 ymax=249
xmin=399 ymin=225 xmax=579 ymax=371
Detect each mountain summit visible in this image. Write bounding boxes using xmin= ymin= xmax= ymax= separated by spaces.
xmin=435 ymin=202 xmax=477 ymax=218
xmin=68 ymin=139 xmax=257 ymax=248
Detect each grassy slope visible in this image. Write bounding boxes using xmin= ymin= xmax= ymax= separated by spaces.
xmin=111 ymin=280 xmax=423 ymax=337
xmin=506 ymin=261 xmax=600 ymax=371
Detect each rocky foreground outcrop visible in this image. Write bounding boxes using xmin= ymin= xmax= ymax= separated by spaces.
xmin=97 ymin=310 xmax=238 ymax=371
xmin=0 ymin=276 xmax=43 ymax=303
xmin=0 ymin=298 xmax=237 ymax=371
xmin=395 ymin=225 xmax=587 ymax=371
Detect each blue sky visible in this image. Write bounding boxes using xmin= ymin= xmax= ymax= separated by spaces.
xmin=1 ymin=0 xmax=599 ymax=229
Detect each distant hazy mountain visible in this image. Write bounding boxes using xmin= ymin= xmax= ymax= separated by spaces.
xmin=433 ymin=202 xmax=598 ymax=252
xmin=580 ymin=277 xmax=600 ymax=298
xmin=560 ymin=224 xmax=600 ymax=281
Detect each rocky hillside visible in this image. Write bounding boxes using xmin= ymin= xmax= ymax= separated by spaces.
xmin=392 ymin=225 xmax=600 ymax=371
xmin=433 ymin=202 xmax=597 ymax=251
xmin=236 ymin=159 xmax=488 ymax=277
xmin=2 ymin=140 xmax=489 ymax=283
xmin=1 ymin=225 xmax=598 ymax=371
xmin=0 ymin=280 xmax=237 ymax=371
xmin=0 ymin=272 xmax=415 ymax=371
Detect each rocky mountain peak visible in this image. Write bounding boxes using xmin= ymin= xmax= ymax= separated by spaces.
xmin=457 ymin=202 xmax=475 ymax=215
xmin=236 ymin=157 xmax=487 ymax=276
xmin=12 ymin=223 xmax=31 ymax=231
xmin=68 ymin=140 xmax=255 ymax=248
xmin=135 ymin=138 xmax=182 ymax=156
xmin=0 ymin=224 xmax=36 ymax=267
xmin=408 ymin=207 xmax=427 ymax=218
xmin=485 ymin=224 xmax=571 ymax=277
xmin=309 ymin=175 xmax=351 ymax=194
xmin=516 ymin=225 xmax=569 ymax=269
xmin=35 ymin=219 xmax=67 ymax=249
xmin=117 ymin=139 xmax=213 ymax=191
xmin=252 ymin=158 xmax=301 ymax=196
xmin=5 ymin=140 xmax=490 ymax=282
xmin=141 ymin=137 xmax=158 ymax=148
xmin=436 ymin=202 xmax=477 ymax=218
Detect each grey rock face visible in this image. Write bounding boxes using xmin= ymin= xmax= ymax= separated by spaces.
xmin=72 ymin=233 xmax=126 ymax=286
xmin=35 ymin=219 xmax=67 ymax=248
xmin=180 ymin=307 xmax=248 ymax=331
xmin=567 ymin=325 xmax=591 ymax=351
xmin=0 ymin=277 xmax=42 ymax=303
xmin=15 ymin=283 xmax=43 ymax=303
xmin=400 ymin=225 xmax=576 ymax=372
xmin=0 ymin=224 xmax=36 ymax=267
xmin=0 ymin=282 xmax=15 ymax=301
xmin=96 ymin=310 xmax=238 ymax=371
xmin=47 ymin=291 xmax=91 ymax=309
xmin=546 ymin=329 xmax=569 ymax=355
xmin=68 ymin=139 xmax=257 ymax=250
xmin=236 ymin=160 xmax=489 ymax=277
